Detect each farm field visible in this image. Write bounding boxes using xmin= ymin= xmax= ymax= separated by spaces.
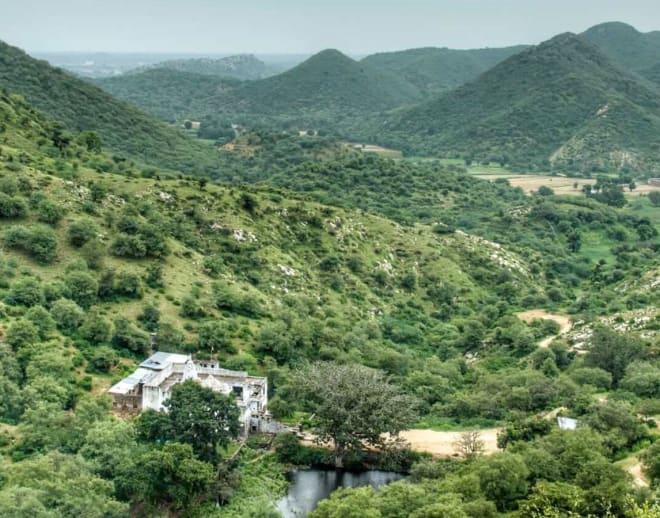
xmin=471 ymin=172 xmax=660 ymax=197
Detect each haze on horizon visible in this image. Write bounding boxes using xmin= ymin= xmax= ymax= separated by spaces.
xmin=1 ymin=0 xmax=659 ymax=55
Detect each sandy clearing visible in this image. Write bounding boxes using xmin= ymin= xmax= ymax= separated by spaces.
xmin=517 ymin=310 xmax=573 ymax=348
xmin=300 ymin=428 xmax=501 ymax=459
xmin=628 ymin=462 xmax=649 ymax=488
xmin=400 ymin=428 xmax=500 ymax=458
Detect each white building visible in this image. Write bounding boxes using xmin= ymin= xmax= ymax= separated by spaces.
xmin=108 ymin=351 xmax=268 ymax=435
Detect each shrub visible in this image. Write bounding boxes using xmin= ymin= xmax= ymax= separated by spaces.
xmin=198 ymin=320 xmax=235 ymax=354
xmin=87 ymin=346 xmax=119 ymax=373
xmin=112 ymin=317 xmax=151 ymax=354
xmin=50 ymin=298 xmax=85 ymax=332
xmin=0 ymin=192 xmax=28 ymax=218
xmin=5 ymin=319 xmax=39 ymax=349
xmin=5 ymin=225 xmax=58 ymax=263
xmin=68 ymin=218 xmax=98 ymax=247
xmin=64 ymin=271 xmax=98 ymax=308
xmin=114 ymin=271 xmax=143 ymax=298
xmin=80 ymin=309 xmax=113 ymax=343
xmin=111 ymin=234 xmax=147 ymax=258
xmin=5 ymin=277 xmax=44 ymax=307
xmin=25 ymin=305 xmax=56 ymax=340
xmin=36 ymin=199 xmax=65 ymax=225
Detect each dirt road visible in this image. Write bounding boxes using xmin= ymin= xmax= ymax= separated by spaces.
xmin=517 ymin=310 xmax=573 ymax=348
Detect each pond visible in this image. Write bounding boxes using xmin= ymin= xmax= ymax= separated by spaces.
xmin=276 ymin=469 xmax=404 ymax=517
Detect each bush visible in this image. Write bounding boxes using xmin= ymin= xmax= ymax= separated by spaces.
xmin=114 ymin=271 xmax=143 ymax=298
xmin=5 ymin=319 xmax=39 ymax=349
xmin=87 ymin=346 xmax=119 ymax=373
xmin=0 ymin=192 xmax=28 ymax=218
xmin=50 ymin=298 xmax=85 ymax=332
xmin=5 ymin=225 xmax=58 ymax=263
xmin=80 ymin=309 xmax=113 ymax=343
xmin=68 ymin=218 xmax=98 ymax=247
xmin=111 ymin=233 xmax=147 ymax=258
xmin=64 ymin=271 xmax=98 ymax=308
xmin=198 ymin=321 xmax=235 ymax=354
xmin=25 ymin=305 xmax=56 ymax=340
xmin=112 ymin=317 xmax=150 ymax=354
xmin=5 ymin=277 xmax=44 ymax=307
xmin=36 ymin=199 xmax=65 ymax=225
xmin=570 ymin=367 xmax=613 ymax=390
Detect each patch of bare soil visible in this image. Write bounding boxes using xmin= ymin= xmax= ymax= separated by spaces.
xmin=399 ymin=428 xmax=500 ymax=458
xmin=517 ymin=310 xmax=573 ymax=348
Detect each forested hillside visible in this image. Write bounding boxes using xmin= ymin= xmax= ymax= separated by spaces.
xmin=95 ymin=68 xmax=239 ymax=122
xmin=361 ymin=45 xmax=528 ymax=96
xmin=0 ymin=39 xmax=224 ymax=174
xmin=374 ymin=33 xmax=660 ymax=174
xmin=129 ymin=54 xmax=271 ymax=80
xmin=582 ymin=22 xmax=660 ymax=76
xmin=97 ymin=48 xmax=424 ymax=133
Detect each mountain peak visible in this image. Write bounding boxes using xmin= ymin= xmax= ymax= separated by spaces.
xmin=584 ymin=21 xmax=641 ymax=37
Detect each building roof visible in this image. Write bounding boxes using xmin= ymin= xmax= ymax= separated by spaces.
xmin=140 ymin=352 xmax=189 ymax=370
xmin=557 ymin=417 xmax=578 ymax=430
xmin=108 ymin=368 xmax=157 ymax=395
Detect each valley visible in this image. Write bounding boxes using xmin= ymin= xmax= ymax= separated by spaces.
xmin=0 ymin=11 xmax=659 ymax=518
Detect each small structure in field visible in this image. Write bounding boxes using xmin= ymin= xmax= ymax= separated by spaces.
xmin=108 ymin=351 xmax=268 ymax=435
xmin=648 ymin=178 xmax=660 ymax=187
xmin=557 ymin=417 xmax=578 ymax=430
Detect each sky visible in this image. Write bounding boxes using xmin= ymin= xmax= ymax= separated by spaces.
xmin=1 ymin=0 xmax=659 ymax=54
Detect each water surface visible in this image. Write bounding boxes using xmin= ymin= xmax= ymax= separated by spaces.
xmin=276 ymin=469 xmax=403 ymax=517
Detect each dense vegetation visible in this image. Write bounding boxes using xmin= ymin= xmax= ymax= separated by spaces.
xmin=372 ymin=34 xmax=660 ymax=174
xmin=0 ymin=39 xmax=226 ymax=174
xmin=361 ymin=45 xmax=528 ymax=96
xmin=95 ymin=69 xmax=239 ymax=122
xmin=582 ymin=22 xmax=660 ymax=77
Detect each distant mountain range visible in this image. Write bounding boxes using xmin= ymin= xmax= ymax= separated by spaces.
xmin=128 ymin=54 xmax=273 ymax=80
xmin=4 ymin=21 xmax=660 ymax=174
xmin=376 ymin=32 xmax=660 ymax=172
xmin=0 ymin=39 xmax=224 ymax=174
xmin=360 ymin=45 xmax=529 ymax=96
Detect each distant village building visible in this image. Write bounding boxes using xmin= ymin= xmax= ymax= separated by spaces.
xmin=108 ymin=352 xmax=268 ymax=435
xmin=190 ymin=121 xmax=201 ymax=130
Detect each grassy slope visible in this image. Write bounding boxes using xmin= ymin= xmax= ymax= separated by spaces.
xmin=0 ymin=92 xmax=539 ymax=371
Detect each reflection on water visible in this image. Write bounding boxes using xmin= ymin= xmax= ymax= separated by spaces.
xmin=276 ymin=469 xmax=403 ymax=517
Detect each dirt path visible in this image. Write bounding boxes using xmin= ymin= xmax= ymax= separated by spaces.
xmin=628 ymin=462 xmax=649 ymax=488
xmin=517 ymin=310 xmax=573 ymax=348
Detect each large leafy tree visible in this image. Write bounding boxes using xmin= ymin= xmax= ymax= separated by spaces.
xmin=292 ymin=362 xmax=418 ymax=468
xmin=137 ymin=380 xmax=241 ymax=462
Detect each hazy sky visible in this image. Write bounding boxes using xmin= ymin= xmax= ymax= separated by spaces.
xmin=2 ymin=0 xmax=659 ymax=54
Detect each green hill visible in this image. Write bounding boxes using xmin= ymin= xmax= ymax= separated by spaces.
xmin=95 ymin=68 xmax=239 ymax=122
xmin=1 ymin=75 xmax=659 ymax=517
xmin=361 ymin=45 xmax=528 ymax=96
xmin=96 ymin=49 xmax=424 ymax=132
xmin=582 ymin=21 xmax=660 ymax=76
xmin=130 ymin=54 xmax=270 ymax=80
xmin=0 ymin=39 xmax=224 ymax=173
xmin=377 ymin=33 xmax=660 ymax=174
